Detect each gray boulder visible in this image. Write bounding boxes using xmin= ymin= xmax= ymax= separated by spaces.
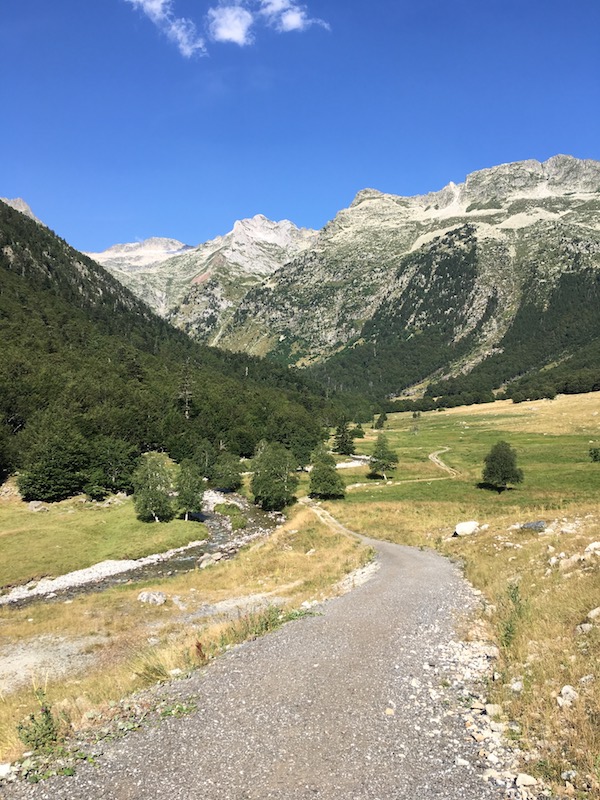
xmin=138 ymin=591 xmax=167 ymax=606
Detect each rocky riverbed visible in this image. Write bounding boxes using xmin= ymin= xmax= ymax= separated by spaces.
xmin=0 ymin=492 xmax=282 ymax=608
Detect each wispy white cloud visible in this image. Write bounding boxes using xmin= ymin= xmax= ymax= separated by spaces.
xmin=258 ymin=0 xmax=330 ymax=33
xmin=126 ymin=0 xmax=206 ymax=57
xmin=125 ymin=0 xmax=328 ymax=55
xmin=207 ymin=6 xmax=255 ymax=46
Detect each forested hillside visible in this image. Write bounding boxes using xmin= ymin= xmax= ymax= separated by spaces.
xmin=0 ymin=202 xmax=360 ymax=499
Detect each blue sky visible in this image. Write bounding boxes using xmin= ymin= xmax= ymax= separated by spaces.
xmin=1 ymin=0 xmax=599 ymax=251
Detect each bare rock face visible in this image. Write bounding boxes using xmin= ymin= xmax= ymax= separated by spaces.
xmin=90 ymin=215 xmax=317 ymax=337
xmin=0 ymin=198 xmax=44 ymax=225
xmin=86 ymin=238 xmax=193 ymax=272
xmin=211 ymin=154 xmax=600 ymax=394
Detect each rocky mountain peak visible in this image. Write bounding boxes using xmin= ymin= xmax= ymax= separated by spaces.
xmin=229 ymin=214 xmax=316 ymax=250
xmin=422 ymin=155 xmax=600 ymax=210
xmin=85 ymin=238 xmax=192 ymax=272
xmin=0 ymin=197 xmax=44 ymax=225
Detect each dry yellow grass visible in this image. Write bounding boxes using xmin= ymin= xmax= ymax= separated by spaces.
xmin=440 ymin=392 xmax=600 ymax=436
xmin=328 ymin=394 xmax=600 ymax=798
xmin=445 ymin=513 xmax=600 ymax=796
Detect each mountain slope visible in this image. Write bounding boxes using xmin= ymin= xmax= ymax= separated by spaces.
xmin=218 ymin=155 xmax=600 ymax=397
xmin=0 ymin=201 xmax=334 ymax=493
xmin=0 ymin=197 xmax=44 ymax=225
xmin=89 ymin=215 xmax=317 ymax=344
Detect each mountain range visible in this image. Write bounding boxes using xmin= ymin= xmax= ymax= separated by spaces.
xmin=87 ymin=215 xmax=317 ymax=346
xmin=88 ymin=154 xmax=600 ymax=402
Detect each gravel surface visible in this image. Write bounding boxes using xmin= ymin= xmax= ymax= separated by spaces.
xmin=1 ymin=530 xmax=508 ymax=800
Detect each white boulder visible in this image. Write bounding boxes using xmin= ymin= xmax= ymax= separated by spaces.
xmin=454 ymin=521 xmax=480 ymax=537
xmin=557 ymin=685 xmax=578 ymax=708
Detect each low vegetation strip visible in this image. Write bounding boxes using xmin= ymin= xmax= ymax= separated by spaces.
xmin=0 ymin=490 xmax=208 ymax=590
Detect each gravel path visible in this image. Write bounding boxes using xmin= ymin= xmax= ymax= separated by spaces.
xmin=1 ymin=517 xmax=506 ymax=800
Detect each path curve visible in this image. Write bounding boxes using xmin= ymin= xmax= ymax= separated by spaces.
xmin=428 ymin=447 xmax=460 ymax=477
xmin=347 ymin=446 xmax=459 ymax=490
xmin=2 ymin=510 xmax=503 ymax=800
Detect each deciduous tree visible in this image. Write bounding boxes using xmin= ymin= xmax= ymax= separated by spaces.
xmin=482 ymin=441 xmax=523 ymax=491
xmin=251 ymin=442 xmax=299 ymax=511
xmin=212 ymin=452 xmax=242 ymax=492
xmin=17 ymin=420 xmax=89 ymax=502
xmin=309 ymin=445 xmax=345 ymax=499
xmin=132 ymin=452 xmax=176 ymax=522
xmin=176 ymin=459 xmax=205 ymax=521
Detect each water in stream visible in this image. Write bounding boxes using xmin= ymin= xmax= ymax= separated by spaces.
xmin=2 ymin=494 xmax=283 ymax=609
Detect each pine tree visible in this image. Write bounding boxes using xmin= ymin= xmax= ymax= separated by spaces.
xmin=482 ymin=441 xmax=523 ymax=491
xmin=251 ymin=442 xmax=299 ymax=511
xmin=374 ymin=411 xmax=388 ymax=429
xmin=333 ymin=421 xmax=354 ymax=456
xmin=309 ymin=445 xmax=345 ymax=499
xmin=176 ymin=459 xmax=204 ymax=520
xmin=132 ymin=452 xmax=176 ymax=522
xmin=368 ymin=433 xmax=398 ymax=480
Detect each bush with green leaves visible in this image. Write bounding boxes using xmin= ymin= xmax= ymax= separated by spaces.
xmin=16 ymin=691 xmax=63 ymax=752
xmin=590 ymin=447 xmax=600 ymax=462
